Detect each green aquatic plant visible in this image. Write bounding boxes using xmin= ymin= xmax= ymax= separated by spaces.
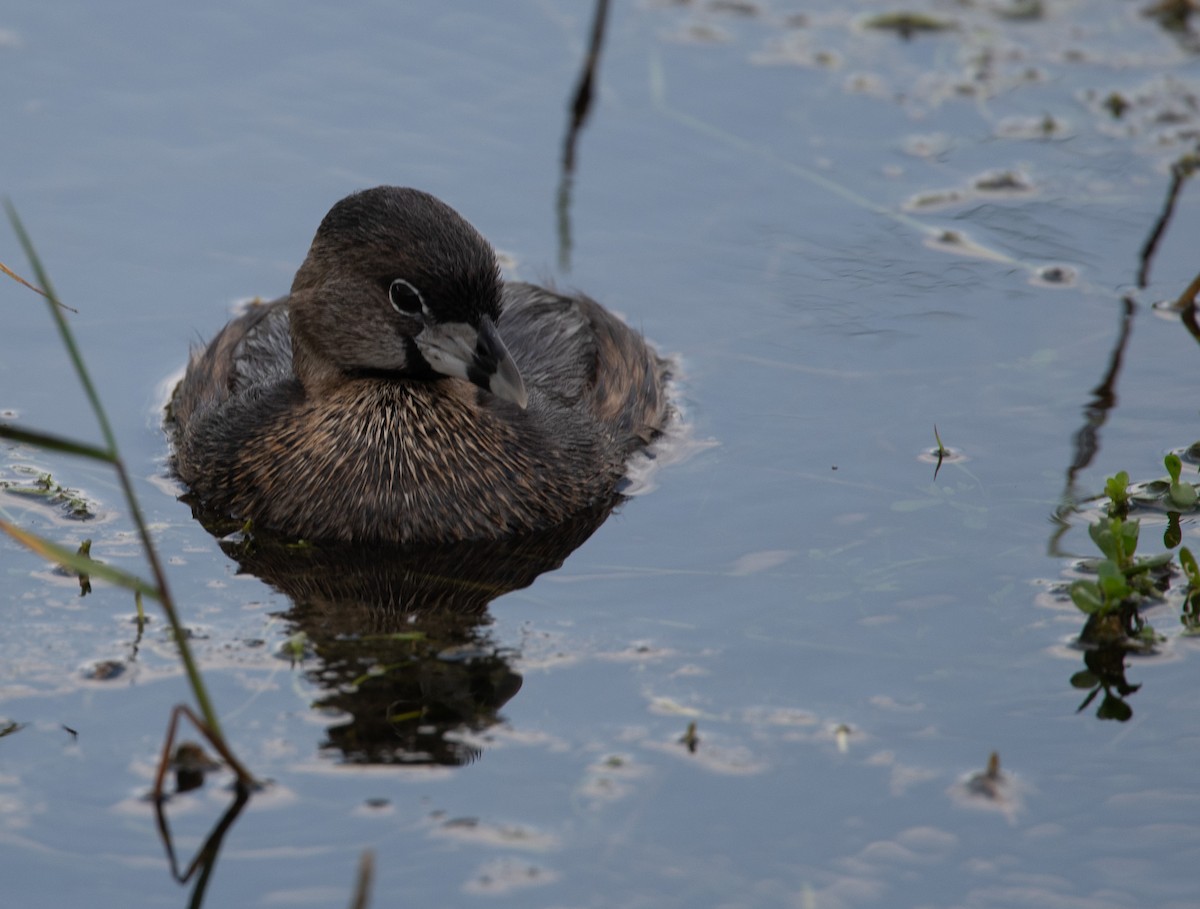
xmin=1121 ymin=453 xmax=1200 ymax=514
xmin=1069 ymin=512 xmax=1169 ymax=647
xmin=1066 ymin=494 xmax=1156 ymax=718
xmin=1069 ymin=458 xmax=1200 ymax=642
xmin=1103 ymin=470 xmax=1130 ymax=518
xmin=1070 ymin=646 xmax=1140 ymax=721
xmin=1065 ymin=466 xmax=1200 ymax=719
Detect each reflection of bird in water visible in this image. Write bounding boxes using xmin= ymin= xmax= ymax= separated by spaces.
xmin=169 ymin=186 xmax=671 ymax=545
xmin=202 ymin=504 xmax=619 ymax=766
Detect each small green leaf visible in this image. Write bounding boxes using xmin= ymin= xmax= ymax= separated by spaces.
xmin=1097 ymin=694 xmax=1132 ymax=722
xmin=1088 ymin=521 xmax=1118 ymax=562
xmin=1137 ymin=552 xmax=1173 ymax=570
xmin=1076 ymin=687 xmax=1101 ymax=712
xmin=1165 ymin=453 xmax=1183 ymax=485
xmin=1097 ymin=562 xmax=1131 ymax=602
xmin=1180 ymin=547 xmax=1199 ymax=583
xmin=1104 ymin=471 xmax=1130 ymax=510
xmin=1117 ymin=519 xmax=1139 ymax=561
xmin=1069 ymin=670 xmax=1098 ymax=689
xmin=1169 ymin=481 xmax=1198 ymax=509
xmin=1070 ymin=580 xmax=1104 ymax=615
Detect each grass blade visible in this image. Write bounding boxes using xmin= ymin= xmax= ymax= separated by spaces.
xmin=4 ymin=200 xmax=235 ymax=760
xmin=0 ymin=425 xmax=115 ymax=462
xmin=5 ymin=202 xmax=116 ymax=454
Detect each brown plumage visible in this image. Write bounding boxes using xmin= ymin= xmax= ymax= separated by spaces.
xmin=168 ymin=186 xmax=670 ymax=544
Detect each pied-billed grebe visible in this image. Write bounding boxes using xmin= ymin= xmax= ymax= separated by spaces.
xmin=169 ymin=186 xmax=670 ymax=544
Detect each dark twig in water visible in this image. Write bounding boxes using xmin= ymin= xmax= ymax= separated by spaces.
xmin=347 ymin=851 xmax=375 ymax=909
xmin=151 ymin=705 xmax=251 ymax=803
xmin=1174 ymin=269 xmax=1200 ymax=309
xmin=1173 ymin=268 xmax=1200 ymax=344
xmin=1137 ymin=153 xmax=1199 ymax=288
xmin=152 ymin=705 xmax=256 ymax=907
xmin=155 ymin=777 xmax=250 ymax=904
xmin=1058 ymin=153 xmax=1196 ymax=533
xmin=1062 ymin=296 xmax=1135 ymax=502
xmin=563 ymin=0 xmax=610 ymax=173
xmin=1055 ymin=155 xmax=1197 ymax=547
xmin=556 ymin=0 xmax=611 ymax=270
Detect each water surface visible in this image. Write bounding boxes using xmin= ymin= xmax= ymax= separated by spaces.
xmin=4 ymin=2 xmax=1200 ymax=907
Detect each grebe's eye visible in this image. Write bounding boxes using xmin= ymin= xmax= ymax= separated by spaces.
xmin=389 ymin=278 xmax=424 ymax=315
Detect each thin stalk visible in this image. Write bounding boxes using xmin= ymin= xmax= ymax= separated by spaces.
xmin=4 ymin=201 xmax=228 ymax=747
xmin=0 ymin=424 xmax=116 ymax=461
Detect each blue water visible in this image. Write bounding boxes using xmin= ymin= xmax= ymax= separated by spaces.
xmin=4 ymin=2 xmax=1200 ymax=907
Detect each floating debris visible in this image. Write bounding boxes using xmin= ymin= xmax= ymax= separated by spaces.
xmin=995 ymin=113 xmax=1069 ymax=140
xmin=994 ymin=0 xmax=1045 ymax=20
xmin=1031 ymin=264 xmax=1078 ymax=287
xmin=949 ymin=750 xmax=1025 ymax=821
xmin=83 ymin=659 xmax=126 ymax=681
xmin=0 ymin=468 xmax=96 ymax=520
xmin=679 ymin=720 xmax=700 ymax=753
xmin=706 ymin=0 xmax=761 ymax=15
xmin=834 ymin=723 xmax=852 ymax=754
xmin=973 ymin=169 xmax=1034 ymax=195
xmin=862 ymin=12 xmax=955 ymax=38
xmin=171 ymin=741 xmax=222 ymax=793
xmin=966 ymin=751 xmax=1005 ymax=800
xmin=1103 ymin=91 xmax=1131 ymax=118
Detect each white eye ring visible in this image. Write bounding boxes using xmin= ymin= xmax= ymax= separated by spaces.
xmin=389 ymin=278 xmax=425 ymax=315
